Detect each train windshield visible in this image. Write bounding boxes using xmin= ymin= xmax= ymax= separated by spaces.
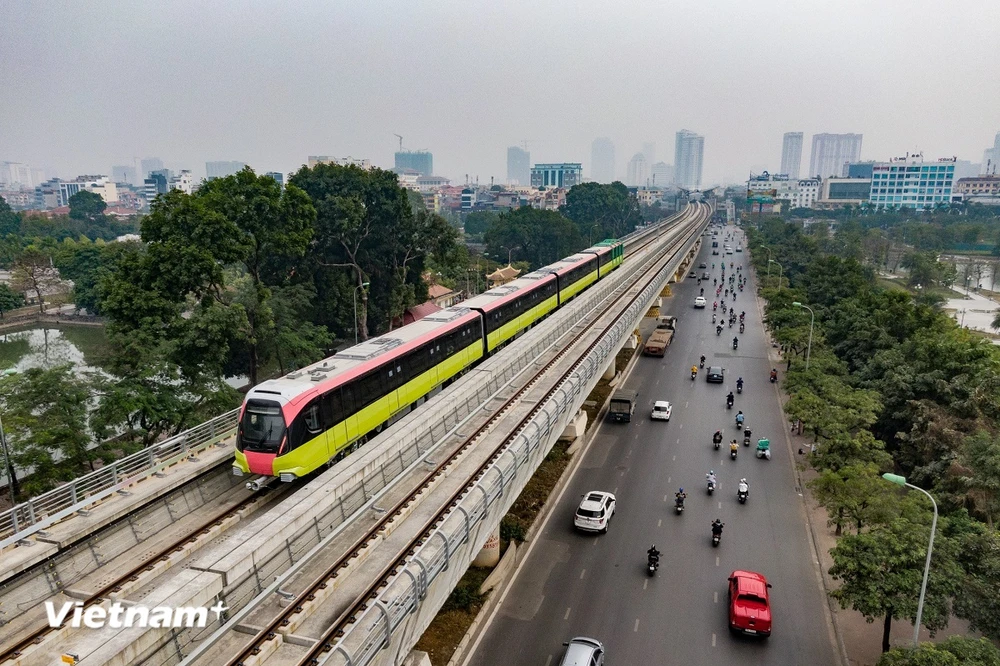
xmin=238 ymin=399 xmax=286 ymax=453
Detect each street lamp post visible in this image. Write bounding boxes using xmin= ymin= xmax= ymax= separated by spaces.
xmin=882 ymin=473 xmax=938 ymax=648
xmin=761 ymin=245 xmax=773 ymax=283
xmin=768 ymin=259 xmax=783 ymax=291
xmin=589 ymin=224 xmax=600 ymax=246
xmin=792 ymin=302 xmax=815 ymax=370
xmin=353 ymin=281 xmax=370 ymax=345
xmin=501 ymin=246 xmax=515 ymax=265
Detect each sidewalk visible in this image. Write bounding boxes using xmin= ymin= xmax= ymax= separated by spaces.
xmin=752 ymin=275 xmax=973 ymax=665
xmin=942 ymin=285 xmax=999 ymax=335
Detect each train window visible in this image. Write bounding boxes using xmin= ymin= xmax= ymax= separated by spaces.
xmin=304 ymin=403 xmax=322 ymax=434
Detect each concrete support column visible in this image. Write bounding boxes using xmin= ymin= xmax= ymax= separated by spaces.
xmin=603 ymin=356 xmax=616 ymax=380
xmin=472 ymin=528 xmax=500 ymax=567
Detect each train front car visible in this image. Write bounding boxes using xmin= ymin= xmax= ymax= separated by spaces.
xmin=234 ymin=307 xmax=484 ymax=482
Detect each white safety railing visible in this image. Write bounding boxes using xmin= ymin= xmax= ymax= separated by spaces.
xmin=0 ymin=408 xmax=239 ymax=549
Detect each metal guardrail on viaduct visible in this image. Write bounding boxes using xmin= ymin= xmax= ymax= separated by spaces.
xmin=0 ymin=409 xmax=239 ymax=550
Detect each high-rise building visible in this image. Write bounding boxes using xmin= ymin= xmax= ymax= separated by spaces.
xmin=780 ymin=133 xmax=803 ymax=179
xmin=112 ymin=165 xmax=138 ymax=185
xmin=642 ymin=142 xmax=656 ymax=167
xmin=1 ymin=161 xmax=36 ymax=189
xmin=982 ymin=132 xmax=1000 ymax=174
xmin=650 ymin=162 xmax=674 ymax=187
xmin=530 ymin=163 xmax=583 ymax=188
xmin=140 ymin=158 xmax=164 ymax=179
xmin=845 ymin=161 xmax=876 ymax=179
xmin=674 ymin=130 xmax=705 ymax=190
xmin=869 ymin=156 xmax=959 ymax=211
xmin=507 ymin=146 xmax=530 ymax=185
xmin=58 ymin=176 xmax=118 ymax=206
xmin=809 ymin=134 xmax=863 ymax=178
xmin=206 ymin=161 xmax=246 ymax=180
xmin=394 ymin=151 xmax=433 ymax=176
xmin=265 ymin=172 xmax=284 ymax=187
xmin=169 ymin=170 xmax=195 ymax=194
xmin=590 ymin=138 xmax=616 ymax=183
xmin=626 ymin=153 xmax=649 ymax=186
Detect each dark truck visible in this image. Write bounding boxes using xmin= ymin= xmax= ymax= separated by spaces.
xmin=608 ymin=389 xmax=638 ymax=423
xmin=643 ymin=316 xmax=678 ymax=357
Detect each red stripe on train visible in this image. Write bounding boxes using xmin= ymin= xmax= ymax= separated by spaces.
xmin=246 ymin=451 xmax=276 ymax=476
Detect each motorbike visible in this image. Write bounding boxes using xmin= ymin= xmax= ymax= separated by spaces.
xmin=716 ymin=326 xmax=723 ymax=336
xmin=743 ymin=432 xmax=751 ymax=447
xmin=738 ymin=488 xmax=748 ymax=504
xmin=726 ymin=398 xmax=734 ymax=410
xmin=700 ymin=358 xmax=705 ymax=368
xmin=732 ymin=339 xmax=739 ymax=350
xmin=737 ymin=384 xmax=743 ymax=394
xmin=712 ymin=313 xmax=717 ymax=324
xmin=675 ymin=498 xmax=685 ymax=514
xmin=730 ymin=447 xmax=738 ymax=460
xmin=647 ymin=554 xmax=659 ymax=576
xmin=691 ymin=370 xmax=697 ymax=380
xmin=770 ymin=372 xmax=777 ymax=383
xmin=739 ymin=323 xmax=745 ymax=334
xmin=713 ymin=432 xmax=723 ymax=450
xmin=712 ymin=531 xmax=722 ymax=547
xmin=729 ymin=320 xmax=734 ymax=328
xmin=707 ymin=479 xmax=716 ymax=494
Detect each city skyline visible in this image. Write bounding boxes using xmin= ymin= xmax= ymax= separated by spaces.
xmin=1 ymin=1 xmax=998 ymax=187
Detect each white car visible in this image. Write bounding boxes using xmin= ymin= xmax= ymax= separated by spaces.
xmin=574 ymin=491 xmax=616 ymax=533
xmin=694 ymin=296 xmax=707 ymax=308
xmin=736 ymin=246 xmax=743 ymax=252
xmin=651 ymin=400 xmax=672 ymax=421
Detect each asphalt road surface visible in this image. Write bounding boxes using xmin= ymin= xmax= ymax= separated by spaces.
xmin=464 ymin=228 xmax=840 ymax=666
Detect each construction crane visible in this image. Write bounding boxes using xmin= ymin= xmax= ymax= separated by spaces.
xmin=394 ymin=134 xmax=404 ymax=152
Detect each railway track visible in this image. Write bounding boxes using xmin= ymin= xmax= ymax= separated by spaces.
xmin=215 ymin=204 xmax=709 ymax=666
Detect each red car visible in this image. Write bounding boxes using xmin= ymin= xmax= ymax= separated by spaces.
xmin=728 ymin=570 xmax=772 ymax=637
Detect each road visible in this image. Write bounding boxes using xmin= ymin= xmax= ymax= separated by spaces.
xmin=464 ymin=227 xmax=840 ymax=666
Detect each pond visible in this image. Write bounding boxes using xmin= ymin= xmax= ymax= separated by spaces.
xmin=0 ymin=324 xmax=248 ymax=388
xmin=0 ymin=325 xmax=112 ymax=375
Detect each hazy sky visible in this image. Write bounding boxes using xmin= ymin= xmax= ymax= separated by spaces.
xmin=2 ymin=0 xmax=999 ymax=186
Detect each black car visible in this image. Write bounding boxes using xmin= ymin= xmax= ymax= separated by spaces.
xmin=699 ymin=262 xmax=707 ymax=268
xmin=712 ymin=249 xmax=719 ymax=255
xmin=707 ymin=366 xmax=724 ymax=383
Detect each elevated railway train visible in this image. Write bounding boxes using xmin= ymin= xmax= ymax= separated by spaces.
xmin=233 ymin=239 xmax=625 ymax=481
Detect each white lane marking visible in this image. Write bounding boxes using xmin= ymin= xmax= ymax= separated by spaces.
xmin=614 ymin=487 xmax=618 ymax=495
xmin=634 ymin=618 xmax=640 ymax=632
xmin=685 ymin=401 xmax=689 ymax=408
xmin=716 ymin=556 xmax=720 ymax=567
xmin=667 ymin=476 xmax=671 ymax=483
xmin=657 ymin=519 xmax=662 ymax=527
xmin=663 ymin=494 xmax=668 ymax=502
xmin=714 ymin=591 xmax=718 ymax=603
xmin=673 ymin=455 xmax=676 ymax=461
xmin=545 ymin=656 xmax=553 ymax=666
xmin=644 ymin=579 xmax=649 ymax=590
xmin=712 ymin=633 xmax=717 ymax=647
xmin=580 ymin=569 xmax=586 ymax=580
xmin=679 ymin=423 xmax=683 ymax=430
xmin=718 ymin=501 xmax=722 ymax=509
xmin=676 ymin=438 xmax=680 ymax=444
xmin=594 ymin=539 xmax=599 ymax=547
xmin=564 ymin=607 xmax=571 ymax=620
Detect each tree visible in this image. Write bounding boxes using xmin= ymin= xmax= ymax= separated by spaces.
xmin=68 ymin=190 xmax=107 ymax=224
xmin=10 ymin=247 xmax=67 ymax=312
xmin=809 ymin=463 xmax=898 ymax=535
xmin=0 ymin=282 xmax=25 ymax=313
xmin=829 ymin=517 xmax=963 ymax=653
xmin=877 ymin=636 xmax=1000 ymax=666
xmin=0 ymin=365 xmax=95 ymax=498
xmin=484 ymin=207 xmax=581 ymax=270
xmin=463 ymin=211 xmax=498 ymax=238
xmin=956 ymin=431 xmax=1000 ymax=529
xmin=561 ymin=181 xmax=640 ymax=240
xmin=290 ymin=163 xmax=421 ymax=341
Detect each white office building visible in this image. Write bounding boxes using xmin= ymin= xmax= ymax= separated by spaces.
xmin=809 ymin=133 xmax=863 ymax=178
xmin=674 ymin=130 xmax=704 ymax=190
xmin=780 ymin=132 xmax=803 ymax=179
xmin=869 ymin=156 xmax=959 ymax=211
xmin=58 ymin=176 xmax=118 ymax=205
xmin=747 ymin=173 xmax=820 ymax=210
xmin=650 ymin=162 xmax=674 ymax=188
